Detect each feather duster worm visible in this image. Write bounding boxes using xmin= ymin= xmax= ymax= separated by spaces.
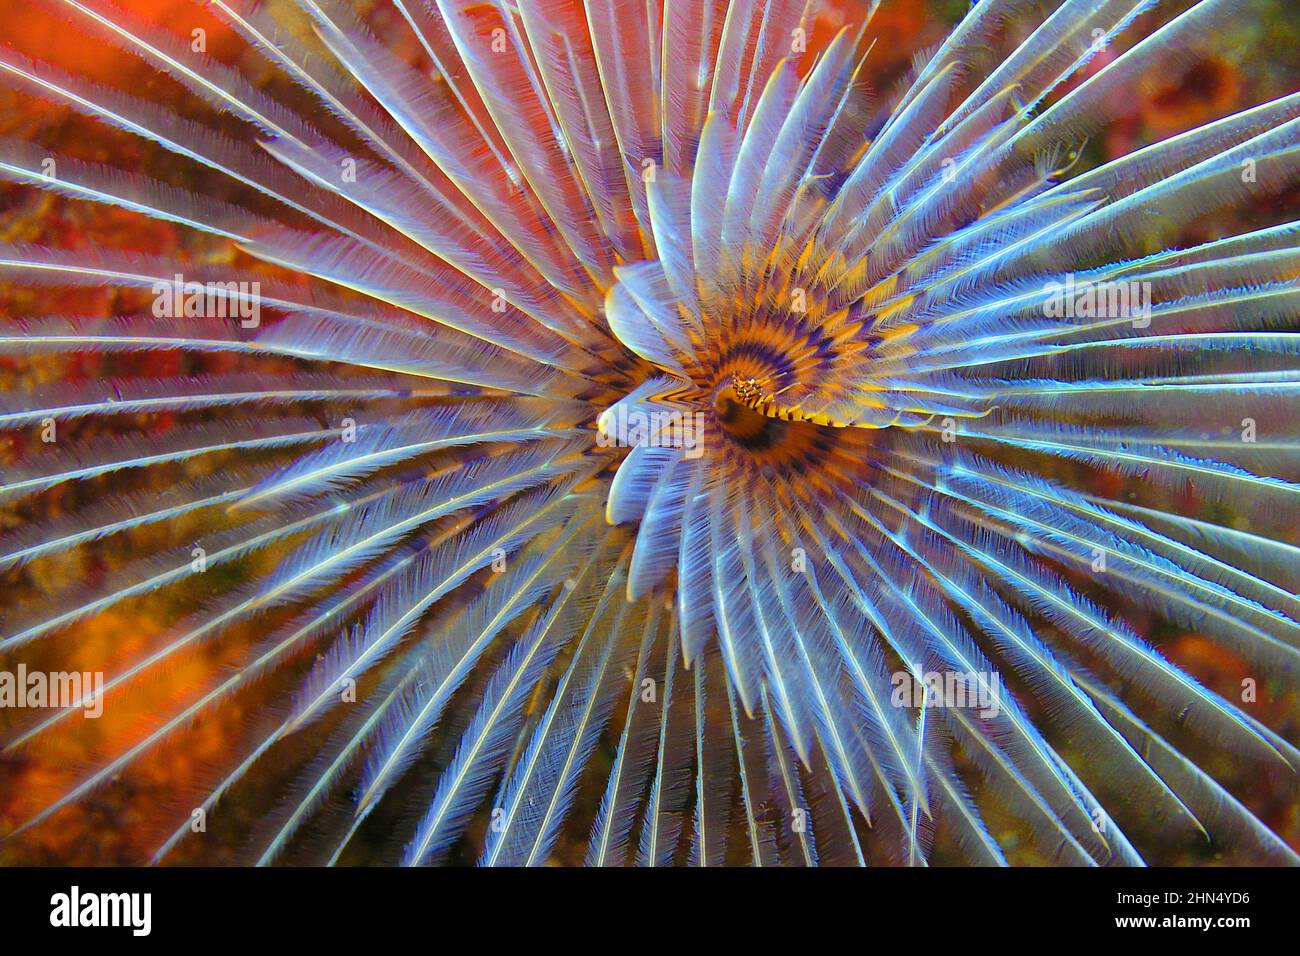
xmin=0 ymin=0 xmax=1297 ymax=866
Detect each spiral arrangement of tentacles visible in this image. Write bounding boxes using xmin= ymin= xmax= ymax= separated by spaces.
xmin=0 ymin=0 xmax=1297 ymax=866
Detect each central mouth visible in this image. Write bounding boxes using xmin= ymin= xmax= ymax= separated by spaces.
xmin=712 ymin=381 xmax=789 ymax=450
